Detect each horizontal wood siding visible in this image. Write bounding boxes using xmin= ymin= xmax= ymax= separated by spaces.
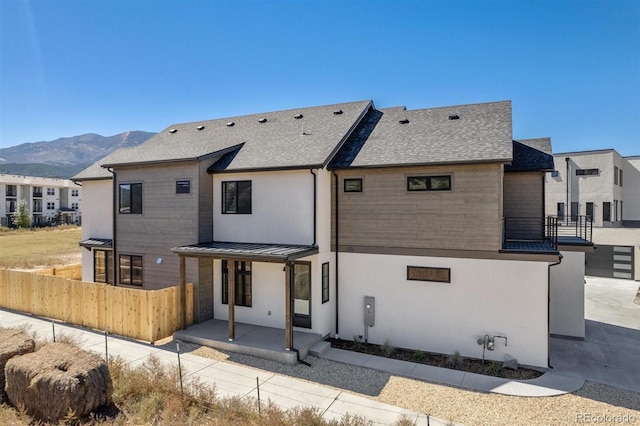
xmin=116 ymin=162 xmax=200 ymax=290
xmin=503 ymin=172 xmax=544 ymax=240
xmin=198 ymin=161 xmax=213 ymax=243
xmin=332 ymin=164 xmax=503 ymax=252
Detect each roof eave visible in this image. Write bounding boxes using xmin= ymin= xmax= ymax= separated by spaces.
xmin=328 ymin=157 xmax=512 ymax=171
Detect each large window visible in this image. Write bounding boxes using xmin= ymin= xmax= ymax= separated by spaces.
xmin=119 ymin=254 xmax=143 ymax=286
xmin=586 ymin=202 xmax=594 ymax=221
xmin=94 ymin=250 xmax=113 ymax=284
xmin=222 ymin=181 xmax=251 ymax=214
xmin=119 ymin=183 xmax=143 ymax=214
xmin=603 ymin=202 xmax=611 ymax=222
xmin=6 ymin=185 xmax=17 ymax=197
xmin=407 ymin=175 xmax=451 ymax=191
xmin=222 ymin=260 xmax=252 ymax=306
xmin=322 ymin=262 xmax=330 ymax=303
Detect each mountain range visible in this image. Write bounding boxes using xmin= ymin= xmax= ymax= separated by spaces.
xmin=0 ymin=131 xmax=155 ymax=178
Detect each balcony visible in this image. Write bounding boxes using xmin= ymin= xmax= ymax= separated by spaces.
xmin=502 ymin=216 xmax=593 ymax=253
xmin=502 ymin=216 xmax=558 ymax=253
xmin=33 ymin=192 xmax=43 ymax=198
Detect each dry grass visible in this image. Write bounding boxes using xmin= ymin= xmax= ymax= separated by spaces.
xmin=0 ymin=226 xmax=82 ymax=269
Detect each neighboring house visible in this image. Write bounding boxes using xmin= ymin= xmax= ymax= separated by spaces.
xmin=74 ymin=99 xmax=592 ymax=368
xmin=545 ymin=150 xmax=640 ymax=280
xmin=0 ymin=174 xmax=81 ymax=227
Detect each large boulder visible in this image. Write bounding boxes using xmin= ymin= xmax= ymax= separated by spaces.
xmin=5 ymin=342 xmax=113 ymax=423
xmin=0 ymin=328 xmax=35 ymax=400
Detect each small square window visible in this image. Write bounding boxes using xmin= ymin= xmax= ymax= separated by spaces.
xmin=343 ymin=178 xmax=362 ymax=193
xmin=176 ymin=180 xmax=191 ymax=194
xmin=551 ymin=170 xmax=559 ymax=177
xmin=407 ymin=175 xmax=451 ymax=191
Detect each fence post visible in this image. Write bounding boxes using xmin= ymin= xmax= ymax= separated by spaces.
xmin=52 ymin=320 xmax=56 ymax=343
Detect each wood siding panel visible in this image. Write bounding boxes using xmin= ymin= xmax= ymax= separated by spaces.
xmin=332 ymin=164 xmax=503 ymax=252
xmin=503 ymin=172 xmax=544 ymax=240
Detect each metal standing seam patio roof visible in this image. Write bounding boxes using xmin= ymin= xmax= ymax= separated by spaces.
xmin=79 ymin=238 xmax=113 ymax=249
xmin=170 ymin=242 xmax=319 ymax=263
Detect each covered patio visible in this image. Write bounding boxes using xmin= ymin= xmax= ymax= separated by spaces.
xmin=171 ymin=241 xmax=320 ymax=364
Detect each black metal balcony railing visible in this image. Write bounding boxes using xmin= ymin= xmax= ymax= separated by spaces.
xmin=33 ymin=192 xmax=43 ymax=198
xmin=555 ymin=215 xmax=593 ymax=242
xmin=6 ymin=191 xmax=17 ymax=197
xmin=502 ymin=216 xmax=558 ymax=252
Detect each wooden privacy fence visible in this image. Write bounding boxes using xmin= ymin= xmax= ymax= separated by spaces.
xmin=0 ymin=269 xmax=193 ymax=343
xmin=33 ymin=264 xmax=83 ymax=280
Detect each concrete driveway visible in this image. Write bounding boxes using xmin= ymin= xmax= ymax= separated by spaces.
xmin=550 ymin=276 xmax=640 ymax=393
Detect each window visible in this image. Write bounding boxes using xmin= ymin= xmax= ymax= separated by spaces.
xmin=222 ymin=181 xmax=251 ymax=214
xmin=614 ymin=166 xmax=619 ymax=185
xmin=343 ymin=178 xmax=362 ymax=193
xmin=551 ymin=170 xmax=559 ymax=177
xmin=603 ymin=202 xmax=611 ymax=222
xmin=33 ymin=187 xmax=43 ymax=197
xmin=47 ymin=202 xmax=55 ymax=210
xmin=293 ymin=262 xmax=311 ymax=328
xmin=176 ymin=180 xmax=191 ymax=194
xmin=614 ymin=200 xmax=618 ymax=221
xmin=586 ymin=202 xmax=594 ymax=221
xmin=571 ymin=202 xmax=579 ymax=221
xmin=94 ymin=250 xmax=113 ymax=284
xmin=119 ymin=183 xmax=142 ymax=214
xmin=6 ymin=185 xmax=17 ymax=197
xmin=575 ymin=168 xmax=599 ymax=176
xmin=557 ymin=202 xmax=565 ymax=220
xmin=222 ymin=260 xmax=252 ymax=306
xmin=407 ymin=175 xmax=451 ymax=191
xmin=407 ymin=266 xmax=451 ymax=283
xmin=72 ymin=202 xmax=79 ymax=210
xmin=620 ymin=169 xmax=623 ymax=187
xmin=47 ymin=188 xmax=55 ymax=195
xmin=5 ymin=200 xmax=16 ymax=213
xmin=119 ymin=254 xmax=143 ymax=286
xmin=322 ymin=262 xmax=329 ymax=303
xmin=71 ymin=189 xmax=79 ymax=196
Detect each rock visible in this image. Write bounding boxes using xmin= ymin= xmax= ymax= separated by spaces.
xmin=4 ymin=342 xmax=112 ymax=423
xmin=503 ymin=354 xmax=518 ymax=370
xmin=0 ymin=328 xmax=35 ymax=401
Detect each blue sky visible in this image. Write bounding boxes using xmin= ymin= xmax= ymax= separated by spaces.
xmin=1 ymin=0 xmax=638 ymax=155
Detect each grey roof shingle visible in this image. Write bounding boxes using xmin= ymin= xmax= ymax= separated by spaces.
xmin=330 ymin=100 xmax=513 ymax=168
xmin=505 ymin=138 xmax=554 ymax=172
xmin=100 ymin=100 xmax=372 ymax=171
xmin=72 ymin=147 xmax=139 ymax=180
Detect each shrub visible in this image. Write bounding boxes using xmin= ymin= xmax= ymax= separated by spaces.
xmin=447 ymin=350 xmax=464 ymax=370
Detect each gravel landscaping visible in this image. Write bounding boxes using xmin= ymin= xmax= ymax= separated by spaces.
xmin=185 ymin=344 xmax=640 ymax=426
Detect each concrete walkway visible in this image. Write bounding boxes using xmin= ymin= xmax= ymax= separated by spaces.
xmin=0 ymin=308 xmax=452 ymax=426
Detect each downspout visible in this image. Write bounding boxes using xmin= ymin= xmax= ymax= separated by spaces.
xmin=565 ymin=157 xmax=570 ymax=225
xmin=332 ymin=171 xmax=340 ymax=339
xmin=547 ymin=255 xmax=563 ymax=368
xmin=286 ymin=260 xmax=311 ymax=366
xmin=309 ymin=169 xmax=317 ymax=246
xmin=108 ymin=168 xmax=118 ymax=286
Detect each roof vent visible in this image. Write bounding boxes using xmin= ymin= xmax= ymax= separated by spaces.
xmin=258 ymin=118 xmax=267 ymax=123
xmin=333 ymin=109 xmax=343 ymax=115
xmin=168 ymin=128 xmax=178 ymax=134
xmin=226 ymin=122 xmax=235 ymax=127
xmin=399 ymin=118 xmax=410 ymax=124
xmin=294 ymin=114 xmax=303 ymax=119
xmin=448 ymin=114 xmax=460 ymax=120
xmin=196 ymin=125 xmax=205 ymax=131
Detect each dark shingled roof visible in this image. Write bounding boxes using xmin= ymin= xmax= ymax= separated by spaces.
xmin=72 ymin=147 xmax=136 ymax=181
xmin=505 ymin=138 xmax=554 ymax=172
xmin=329 ymin=100 xmax=513 ymax=168
xmin=101 ymin=100 xmax=372 ymax=171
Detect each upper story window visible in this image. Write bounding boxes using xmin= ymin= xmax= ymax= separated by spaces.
xmin=119 ymin=183 xmax=143 ymax=214
xmin=620 ymin=169 xmax=623 ymax=187
xmin=33 ymin=187 xmax=43 ymax=197
xmin=176 ymin=180 xmax=191 ymax=194
xmin=575 ymin=168 xmax=599 ymax=176
xmin=407 ymin=175 xmax=451 ymax=191
xmin=222 ymin=181 xmax=251 ymax=214
xmin=343 ymin=178 xmax=363 ymax=193
xmin=6 ymin=185 xmax=17 ymax=197
xmin=71 ymin=189 xmax=79 ymax=197
xmin=47 ymin=188 xmax=55 ymax=195
xmin=71 ymin=202 xmax=79 ymax=210
xmin=614 ymin=166 xmax=619 ymax=185
xmin=47 ymin=202 xmax=55 ymax=210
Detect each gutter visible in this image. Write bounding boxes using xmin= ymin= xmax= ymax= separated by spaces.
xmin=332 ymin=171 xmax=340 ymax=338
xmin=107 ymin=167 xmax=117 ymax=286
xmin=310 ymin=169 xmax=317 ymax=245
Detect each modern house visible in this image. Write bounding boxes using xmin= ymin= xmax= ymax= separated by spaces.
xmin=74 ymin=99 xmax=592 ymax=367
xmin=545 ymin=149 xmax=640 ymax=280
xmin=0 ymin=174 xmax=81 ymax=227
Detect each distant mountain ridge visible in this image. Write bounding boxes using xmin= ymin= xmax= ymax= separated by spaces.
xmin=0 ymin=131 xmax=155 ymax=178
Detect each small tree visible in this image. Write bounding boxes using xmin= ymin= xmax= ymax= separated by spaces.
xmin=54 ymin=211 xmax=63 ymax=226
xmin=13 ymin=199 xmax=32 ymax=229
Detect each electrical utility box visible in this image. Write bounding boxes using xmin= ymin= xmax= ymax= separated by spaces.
xmin=364 ymin=296 xmax=375 ymax=327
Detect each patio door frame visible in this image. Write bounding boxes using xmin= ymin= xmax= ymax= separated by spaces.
xmin=292 ymin=261 xmax=312 ymax=329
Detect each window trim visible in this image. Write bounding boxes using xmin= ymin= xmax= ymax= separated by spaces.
xmin=407 ymin=266 xmax=451 ymax=283
xmin=321 ymin=262 xmax=330 ymax=303
xmin=176 ymin=180 xmax=191 ymax=194
xmin=118 ymin=254 xmax=143 ymax=287
xmin=407 ymin=175 xmax=452 ymax=192
xmin=222 ymin=180 xmax=252 ymax=214
xmin=343 ymin=178 xmax=363 ymax=193
xmin=119 ymin=183 xmax=143 ymax=214
xmin=575 ymin=168 xmax=599 ymax=176
xmin=94 ymin=249 xmax=113 ymax=284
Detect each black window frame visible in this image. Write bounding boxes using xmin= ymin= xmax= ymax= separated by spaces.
xmin=407 ymin=175 xmax=451 ymax=192
xmin=407 ymin=266 xmax=451 ymax=283
xmin=603 ymin=202 xmax=611 ymax=222
xmin=176 ymin=180 xmax=191 ymax=194
xmin=119 ymin=183 xmax=143 ymax=214
xmin=94 ymin=249 xmax=113 ymax=284
xmin=222 ymin=260 xmax=252 ymax=307
xmin=321 ymin=262 xmax=330 ymax=303
xmin=119 ymin=254 xmax=143 ymax=286
xmin=222 ymin=180 xmax=252 ymax=214
xmin=343 ymin=178 xmax=363 ymax=193
xmin=575 ymin=168 xmax=599 ymax=176
xmin=586 ymin=202 xmax=594 ymax=221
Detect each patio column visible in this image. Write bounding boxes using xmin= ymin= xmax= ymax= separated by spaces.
xmin=179 ymin=255 xmax=186 ymax=329
xmin=228 ymin=260 xmax=235 ymax=341
xmin=285 ymin=261 xmax=293 ymax=351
